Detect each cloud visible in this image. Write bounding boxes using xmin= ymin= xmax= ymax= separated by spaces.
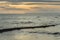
xmin=28 ymin=6 xmax=60 ymax=13
xmin=0 ymin=0 xmax=60 ymax=2
xmin=0 ymin=2 xmax=60 ymax=14
xmin=5 ymin=8 xmax=29 ymax=10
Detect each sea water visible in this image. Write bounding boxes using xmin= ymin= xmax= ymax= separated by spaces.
xmin=0 ymin=13 xmax=60 ymax=40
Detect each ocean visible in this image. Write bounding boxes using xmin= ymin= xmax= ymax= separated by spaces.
xmin=0 ymin=13 xmax=60 ymax=40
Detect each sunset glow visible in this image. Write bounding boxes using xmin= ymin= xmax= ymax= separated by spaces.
xmin=0 ymin=2 xmax=60 ymax=14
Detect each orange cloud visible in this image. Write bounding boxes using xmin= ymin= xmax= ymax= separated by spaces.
xmin=0 ymin=2 xmax=60 ymax=14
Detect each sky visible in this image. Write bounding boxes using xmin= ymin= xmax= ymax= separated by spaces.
xmin=0 ymin=0 xmax=60 ymax=2
xmin=0 ymin=0 xmax=60 ymax=14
